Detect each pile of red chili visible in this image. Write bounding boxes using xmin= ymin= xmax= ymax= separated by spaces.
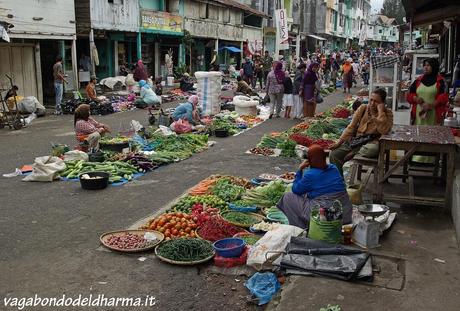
xmin=332 ymin=108 xmax=351 ymax=119
xmin=312 ymin=138 xmax=335 ymax=149
xmin=197 ymin=217 xmax=244 ymax=242
xmin=289 ymin=134 xmax=314 ymax=147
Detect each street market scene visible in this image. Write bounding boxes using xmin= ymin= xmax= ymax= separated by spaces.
xmin=1 ymin=0 xmax=460 ymax=310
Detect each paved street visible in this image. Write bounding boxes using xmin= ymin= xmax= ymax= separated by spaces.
xmin=2 ymin=89 xmax=460 ymax=311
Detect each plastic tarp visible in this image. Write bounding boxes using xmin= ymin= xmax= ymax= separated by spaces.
xmin=278 ymin=237 xmax=371 ymax=281
xmin=219 ymin=46 xmax=242 ymax=53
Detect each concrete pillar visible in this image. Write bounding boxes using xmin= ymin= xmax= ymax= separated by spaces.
xmin=137 ymin=32 xmax=142 ymax=60
xmin=71 ymin=38 xmax=78 ymax=90
xmin=34 ymin=42 xmax=43 ymax=104
xmin=114 ymin=40 xmax=119 ymax=75
xmin=89 ymin=29 xmax=96 ymax=75
xmin=155 ymin=42 xmax=160 ymax=77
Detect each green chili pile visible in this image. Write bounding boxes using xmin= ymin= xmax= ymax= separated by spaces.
xmin=222 ymin=211 xmax=260 ymax=227
xmin=156 ymin=238 xmax=214 ymax=262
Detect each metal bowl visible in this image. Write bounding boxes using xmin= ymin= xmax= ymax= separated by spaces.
xmin=358 ymin=204 xmax=389 ymax=217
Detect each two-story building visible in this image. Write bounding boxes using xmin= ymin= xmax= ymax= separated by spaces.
xmin=367 ymin=15 xmax=399 ymax=47
xmin=183 ymin=0 xmax=267 ymax=72
xmin=139 ymin=0 xmax=185 ymax=77
xmin=0 ymin=0 xmax=77 ymax=104
xmin=75 ymin=0 xmax=140 ymax=79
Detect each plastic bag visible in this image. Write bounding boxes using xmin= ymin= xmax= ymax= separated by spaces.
xmin=23 ymin=156 xmax=66 ymax=182
xmin=172 ymin=119 xmax=192 ymax=134
xmin=63 ymin=150 xmax=89 ymax=162
xmin=24 ymin=112 xmax=37 ymax=125
xmin=247 ymin=224 xmax=304 ymax=270
xmin=245 ymin=272 xmax=281 ymax=305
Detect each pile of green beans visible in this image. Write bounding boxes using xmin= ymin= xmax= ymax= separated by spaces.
xmin=156 ymin=238 xmax=214 ymax=262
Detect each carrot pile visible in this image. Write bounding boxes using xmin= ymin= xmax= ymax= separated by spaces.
xmin=189 ymin=179 xmax=217 ymax=195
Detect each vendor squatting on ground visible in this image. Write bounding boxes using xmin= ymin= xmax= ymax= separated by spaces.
xmin=74 ymin=104 xmax=111 ymax=151
xmin=171 ymin=95 xmax=201 ymax=125
xmin=277 ymin=144 xmax=352 ymax=229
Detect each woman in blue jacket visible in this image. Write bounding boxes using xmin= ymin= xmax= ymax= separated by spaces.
xmin=171 ymin=95 xmax=200 ymax=124
xmin=277 ymin=145 xmax=352 ymax=229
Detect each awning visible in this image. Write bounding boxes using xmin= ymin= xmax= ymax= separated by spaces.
xmin=307 ymin=34 xmax=327 ymax=41
xmin=219 ymin=46 xmax=242 ymax=53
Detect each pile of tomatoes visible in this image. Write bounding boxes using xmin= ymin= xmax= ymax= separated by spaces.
xmin=148 ymin=212 xmax=198 ymax=240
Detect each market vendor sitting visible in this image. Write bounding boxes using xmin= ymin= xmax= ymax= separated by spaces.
xmin=74 ymin=104 xmax=111 ymax=151
xmin=236 ymin=76 xmax=258 ymax=97
xmin=329 ymin=88 xmax=393 ymax=176
xmin=171 ymin=95 xmax=201 ymax=125
xmin=135 ymin=80 xmax=161 ymax=108
xmin=85 ymin=76 xmax=100 ymax=102
xmin=180 ymin=73 xmax=195 ymax=92
xmin=276 ymin=145 xmax=352 ymax=229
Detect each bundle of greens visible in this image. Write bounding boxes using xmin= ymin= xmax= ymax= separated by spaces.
xmin=211 ymin=178 xmax=245 ymax=202
xmin=242 ymin=180 xmax=287 ymax=208
xmin=276 ymin=139 xmax=297 ymax=158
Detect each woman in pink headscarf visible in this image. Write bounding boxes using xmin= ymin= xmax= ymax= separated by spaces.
xmin=171 ymin=95 xmax=201 ymax=124
xmin=133 ymin=60 xmax=148 ymax=82
xmin=265 ymin=61 xmax=285 ymax=118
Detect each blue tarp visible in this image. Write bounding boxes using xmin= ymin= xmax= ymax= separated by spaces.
xmin=219 ymin=46 xmax=242 ymax=53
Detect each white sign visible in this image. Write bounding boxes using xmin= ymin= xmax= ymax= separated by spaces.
xmin=275 ymin=9 xmax=289 ymax=50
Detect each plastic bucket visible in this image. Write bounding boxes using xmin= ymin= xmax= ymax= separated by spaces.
xmin=308 ymin=212 xmax=342 ymax=244
xmin=167 ymin=76 xmax=174 ymax=86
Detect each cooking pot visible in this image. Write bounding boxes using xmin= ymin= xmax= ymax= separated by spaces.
xmin=444 ymin=111 xmax=458 ymax=127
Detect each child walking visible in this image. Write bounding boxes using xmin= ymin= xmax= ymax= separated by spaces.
xmin=283 ymin=71 xmax=293 ymax=118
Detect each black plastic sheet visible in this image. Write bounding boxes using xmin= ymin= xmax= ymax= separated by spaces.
xmin=279 ymin=237 xmax=371 ymax=281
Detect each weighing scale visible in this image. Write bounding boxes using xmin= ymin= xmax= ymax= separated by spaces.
xmin=353 ymin=204 xmax=389 ymax=248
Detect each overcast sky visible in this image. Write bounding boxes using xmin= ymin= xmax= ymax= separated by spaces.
xmin=371 ymin=0 xmax=384 ymax=13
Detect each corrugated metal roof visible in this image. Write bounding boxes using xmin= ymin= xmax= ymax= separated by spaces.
xmin=210 ymin=0 xmax=270 ymax=18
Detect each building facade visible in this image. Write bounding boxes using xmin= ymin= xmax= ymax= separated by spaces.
xmin=0 ymin=0 xmax=77 ymax=104
xmin=183 ymin=0 xmax=266 ymax=72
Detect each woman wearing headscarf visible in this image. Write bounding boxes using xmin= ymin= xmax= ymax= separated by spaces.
xmin=276 ymin=145 xmax=352 ymax=229
xmin=341 ymin=58 xmax=353 ymax=93
xmin=74 ymin=104 xmax=110 ymax=151
xmin=265 ymin=61 xmax=285 ymax=118
xmin=171 ymin=95 xmax=201 ymax=124
xmin=133 ymin=60 xmax=148 ymax=82
xmin=407 ymin=58 xmax=448 ymax=163
xmin=299 ymin=62 xmax=319 ymax=117
xmin=135 ymin=80 xmax=160 ymax=108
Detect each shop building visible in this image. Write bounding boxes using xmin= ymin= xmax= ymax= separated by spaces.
xmin=75 ymin=0 xmax=140 ymax=79
xmin=183 ymin=0 xmax=266 ymax=72
xmin=139 ymin=0 xmax=185 ymax=78
xmin=0 ymin=0 xmax=77 ymax=104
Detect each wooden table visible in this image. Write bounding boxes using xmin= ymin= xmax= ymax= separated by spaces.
xmin=376 ymin=125 xmax=456 ymax=209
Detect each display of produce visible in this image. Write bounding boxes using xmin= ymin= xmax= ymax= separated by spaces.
xmin=251 ymin=221 xmax=280 ymax=232
xmin=105 ymin=233 xmax=150 ymax=250
xmin=146 ymin=212 xmax=197 ymax=239
xmin=249 ymin=147 xmax=275 ymax=156
xmin=210 ymin=178 xmax=245 ymax=202
xmin=125 ymin=154 xmax=157 ymax=171
xmin=221 ymin=211 xmax=263 ymax=227
xmin=61 ymin=160 xmax=140 ymax=183
xmin=242 ymin=181 xmax=287 ymax=208
xmin=197 ymin=217 xmax=245 ymax=242
xmin=279 ymin=172 xmax=295 ymax=180
xmin=191 ymin=203 xmax=220 ymax=226
xmin=156 ymin=238 xmax=214 ymax=262
xmin=172 ymin=195 xmax=227 ymax=213
xmin=276 ymin=139 xmax=297 ymax=158
xmin=257 ymin=135 xmax=287 ymax=149
xmin=100 ymin=136 xmax=130 ymax=144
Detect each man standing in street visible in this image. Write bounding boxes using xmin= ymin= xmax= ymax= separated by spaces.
xmin=53 ymin=55 xmax=67 ymax=115
xmin=262 ymin=50 xmax=273 ymax=88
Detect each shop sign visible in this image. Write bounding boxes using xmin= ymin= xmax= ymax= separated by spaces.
xmin=275 ymin=9 xmax=289 ymax=50
xmin=141 ymin=10 xmax=182 ymax=34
